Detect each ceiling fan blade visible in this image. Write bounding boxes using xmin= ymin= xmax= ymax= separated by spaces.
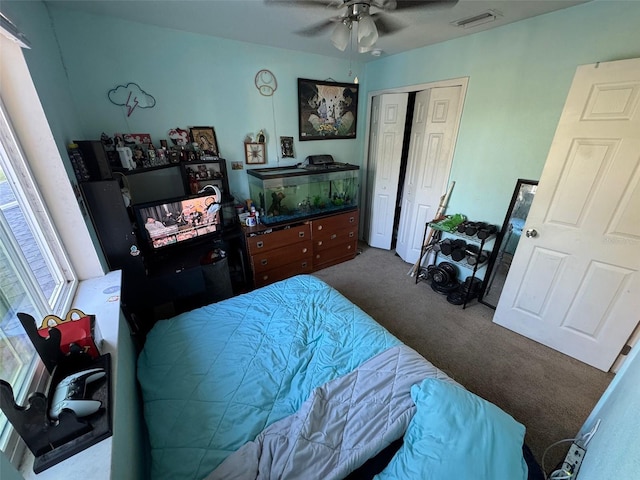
xmin=295 ymin=19 xmax=338 ymax=36
xmin=380 ymin=0 xmax=458 ymax=11
xmin=265 ymin=0 xmax=344 ymax=9
xmin=371 ymin=13 xmax=405 ymax=36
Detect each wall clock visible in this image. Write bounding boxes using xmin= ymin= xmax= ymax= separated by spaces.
xmin=244 ymin=142 xmax=266 ymax=164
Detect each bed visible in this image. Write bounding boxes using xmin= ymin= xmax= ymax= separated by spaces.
xmin=137 ymin=275 xmax=543 ymax=480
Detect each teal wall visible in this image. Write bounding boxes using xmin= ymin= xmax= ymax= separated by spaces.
xmin=41 ymin=5 xmax=365 ymax=200
xmin=4 ymin=1 xmax=640 ymax=223
xmin=363 ymin=0 xmax=640 ymax=224
xmin=578 ymin=340 xmax=640 ymax=479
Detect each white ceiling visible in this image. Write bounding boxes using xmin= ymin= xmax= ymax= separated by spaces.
xmin=47 ymin=0 xmax=587 ymax=61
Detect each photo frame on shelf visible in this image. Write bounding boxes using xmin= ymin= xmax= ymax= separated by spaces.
xmin=189 ymin=126 xmax=219 ymax=156
xmin=297 ymin=78 xmax=359 ymax=141
xmin=244 ymin=142 xmax=266 ymax=165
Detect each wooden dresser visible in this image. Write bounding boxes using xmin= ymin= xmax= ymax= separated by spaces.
xmin=245 ymin=209 xmax=359 ymax=288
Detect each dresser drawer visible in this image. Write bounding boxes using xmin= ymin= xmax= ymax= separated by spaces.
xmin=314 ymin=225 xmax=358 ymax=252
xmin=311 ymin=210 xmax=359 ymax=237
xmin=254 ymin=260 xmax=313 ymax=288
xmin=313 ymin=239 xmax=358 ymax=269
xmin=247 ymin=224 xmax=310 ymax=254
xmin=250 ymin=241 xmax=312 ymax=274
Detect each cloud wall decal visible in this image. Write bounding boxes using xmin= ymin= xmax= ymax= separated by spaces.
xmin=108 ymin=83 xmax=156 ymax=117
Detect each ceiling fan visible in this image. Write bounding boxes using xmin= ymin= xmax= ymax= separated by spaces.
xmin=266 ymin=0 xmax=458 ymax=52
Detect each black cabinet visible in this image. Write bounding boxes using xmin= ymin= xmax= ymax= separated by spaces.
xmin=80 ymin=181 xmax=145 ymax=274
xmin=79 ymin=181 xmax=149 ymax=322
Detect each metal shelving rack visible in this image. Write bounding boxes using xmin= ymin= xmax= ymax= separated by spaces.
xmin=416 ymin=221 xmax=496 ymax=309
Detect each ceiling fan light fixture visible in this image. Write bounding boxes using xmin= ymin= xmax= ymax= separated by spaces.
xmin=331 ymin=20 xmax=351 ymax=51
xmin=357 ymin=14 xmax=378 ymax=48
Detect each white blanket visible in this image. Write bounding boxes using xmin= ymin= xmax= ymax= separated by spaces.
xmin=207 ymin=345 xmax=455 ymax=480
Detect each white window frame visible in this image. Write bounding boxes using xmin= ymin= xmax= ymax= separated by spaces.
xmin=0 ymin=12 xmax=87 ymax=465
xmin=0 ymin=98 xmax=78 ymax=464
xmin=0 ymin=102 xmax=77 ymax=309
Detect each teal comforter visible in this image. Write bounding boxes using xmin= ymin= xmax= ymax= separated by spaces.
xmin=137 ymin=275 xmax=401 ymax=480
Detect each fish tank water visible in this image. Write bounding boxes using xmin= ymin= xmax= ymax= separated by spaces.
xmin=247 ymin=165 xmax=360 ymax=225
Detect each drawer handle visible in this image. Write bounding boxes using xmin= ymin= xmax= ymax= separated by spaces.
xmin=302 ymin=248 xmax=308 ymax=253
xmin=317 ymin=225 xmax=323 ymax=230
xmin=262 ymin=274 xmax=269 ymax=280
xmin=261 ymin=259 xmax=268 ymax=266
xmin=257 ymin=241 xmax=264 ymax=248
xmin=299 ymin=232 xmax=305 ymax=238
xmin=349 ymin=216 xmax=355 ymax=223
xmin=349 ymin=232 xmax=354 ymax=238
xmin=330 ymin=234 xmax=337 ymax=240
xmin=318 ymin=240 xmax=323 ymax=246
xmin=347 ymin=245 xmax=352 ymax=250
xmin=302 ymin=262 xmax=308 ymax=268
xmin=316 ymin=254 xmax=320 ymax=259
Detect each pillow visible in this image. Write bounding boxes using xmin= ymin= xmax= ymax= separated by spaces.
xmin=375 ymin=379 xmax=528 ymax=480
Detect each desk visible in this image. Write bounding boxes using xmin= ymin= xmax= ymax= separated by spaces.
xmin=126 ymin=226 xmax=245 ymax=325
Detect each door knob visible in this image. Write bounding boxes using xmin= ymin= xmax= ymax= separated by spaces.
xmin=525 ymin=228 xmax=538 ymax=238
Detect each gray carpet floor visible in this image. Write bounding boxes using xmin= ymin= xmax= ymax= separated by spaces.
xmin=314 ymin=242 xmax=613 ymax=473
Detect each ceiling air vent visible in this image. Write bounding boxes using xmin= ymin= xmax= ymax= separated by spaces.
xmin=451 ymin=10 xmax=502 ymax=29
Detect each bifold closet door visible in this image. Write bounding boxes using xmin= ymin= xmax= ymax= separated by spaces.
xmin=365 ymin=93 xmax=409 ymax=249
xmin=395 ymin=85 xmax=463 ymax=265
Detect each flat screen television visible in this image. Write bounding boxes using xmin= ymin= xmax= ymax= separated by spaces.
xmin=134 ymin=187 xmax=222 ymax=251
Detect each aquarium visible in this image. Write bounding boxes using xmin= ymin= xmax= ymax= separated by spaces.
xmin=247 ymin=164 xmax=360 ymax=225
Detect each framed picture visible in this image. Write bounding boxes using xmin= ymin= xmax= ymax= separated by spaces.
xmin=298 ymin=78 xmax=358 ymax=141
xmin=280 ymin=136 xmax=294 ymax=158
xmin=189 ymin=126 xmax=219 ymax=156
xmin=244 ymin=142 xmax=266 ymax=165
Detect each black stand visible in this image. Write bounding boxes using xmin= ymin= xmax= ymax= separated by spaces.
xmin=0 ymin=313 xmax=113 ymax=473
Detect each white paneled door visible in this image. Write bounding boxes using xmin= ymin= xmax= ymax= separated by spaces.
xmin=494 ymin=58 xmax=640 ymax=372
xmin=366 ymin=93 xmax=409 ymax=249
xmin=395 ymin=86 xmax=463 ymax=264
